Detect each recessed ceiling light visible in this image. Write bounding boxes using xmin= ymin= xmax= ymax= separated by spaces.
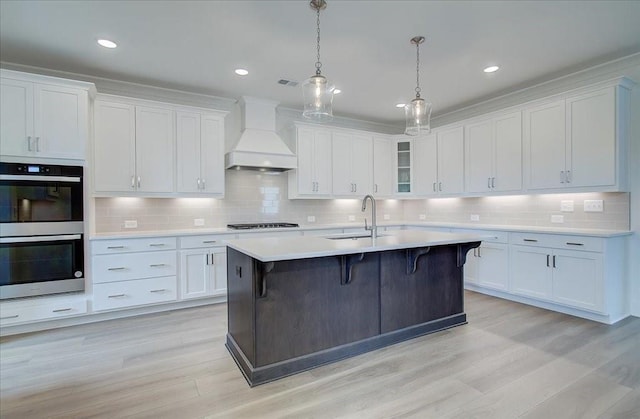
xmin=235 ymin=68 xmax=249 ymax=76
xmin=97 ymin=39 xmax=117 ymax=49
xmin=395 ymin=103 xmax=406 ymax=108
xmin=483 ymin=65 xmax=500 ymax=73
xmin=333 ymin=89 xmax=341 ymax=94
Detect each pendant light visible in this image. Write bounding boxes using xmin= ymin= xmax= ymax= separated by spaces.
xmin=302 ymin=0 xmax=334 ymax=122
xmin=405 ymin=36 xmax=432 ymax=136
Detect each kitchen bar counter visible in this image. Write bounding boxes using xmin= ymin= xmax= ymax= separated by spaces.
xmin=225 ymin=232 xmax=481 ymax=386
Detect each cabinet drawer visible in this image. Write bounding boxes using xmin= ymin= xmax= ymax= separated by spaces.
xmin=180 ymin=234 xmax=236 ymax=249
xmin=92 ymin=251 xmax=177 ymax=283
xmin=93 ymin=276 xmax=177 ymax=311
xmin=510 ymin=232 xmax=602 ymax=252
xmin=92 ymin=237 xmax=177 ymax=255
xmin=0 ymin=296 xmax=87 ymax=326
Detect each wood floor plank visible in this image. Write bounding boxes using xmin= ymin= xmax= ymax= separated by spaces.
xmin=1 ymin=291 xmax=638 ymax=419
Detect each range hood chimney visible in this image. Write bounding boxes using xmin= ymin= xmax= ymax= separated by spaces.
xmin=225 ymin=97 xmax=297 ymax=172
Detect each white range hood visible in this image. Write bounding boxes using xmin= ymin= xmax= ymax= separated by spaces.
xmin=225 ymin=97 xmax=297 ymax=172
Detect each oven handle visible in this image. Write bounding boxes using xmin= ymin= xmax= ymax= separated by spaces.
xmin=0 ymin=174 xmax=81 ymax=183
xmin=0 ymin=234 xmax=82 ymax=244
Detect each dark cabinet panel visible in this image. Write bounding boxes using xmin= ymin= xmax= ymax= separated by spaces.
xmin=227 ymin=248 xmax=257 ymax=364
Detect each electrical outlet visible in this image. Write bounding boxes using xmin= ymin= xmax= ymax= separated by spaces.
xmin=193 ymin=218 xmax=205 ymax=226
xmin=419 ymin=214 xmax=426 ymax=220
xmin=348 ymin=215 xmax=356 ymax=222
xmin=307 ymin=215 xmax=316 ymax=223
xmin=383 ymin=214 xmax=390 ymax=220
xmin=561 ymin=200 xmax=574 ymax=212
xmin=470 ymin=214 xmax=480 ymax=221
xmin=584 ymin=200 xmax=604 ymax=212
xmin=551 ymin=215 xmax=564 ymax=223
xmin=124 ymin=220 xmax=138 ymax=229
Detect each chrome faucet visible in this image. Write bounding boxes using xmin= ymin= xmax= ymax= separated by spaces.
xmin=361 ymin=194 xmax=378 ymax=238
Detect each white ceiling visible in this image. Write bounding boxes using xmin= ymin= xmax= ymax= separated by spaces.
xmin=1 ymin=0 xmax=639 ymax=125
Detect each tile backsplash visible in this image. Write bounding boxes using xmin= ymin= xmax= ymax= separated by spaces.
xmin=94 ymin=171 xmax=630 ymax=233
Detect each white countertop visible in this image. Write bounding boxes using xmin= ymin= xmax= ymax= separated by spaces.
xmin=225 ymin=230 xmax=486 ymax=262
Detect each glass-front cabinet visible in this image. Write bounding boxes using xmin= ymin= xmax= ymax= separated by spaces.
xmin=396 ymin=139 xmax=412 ymax=194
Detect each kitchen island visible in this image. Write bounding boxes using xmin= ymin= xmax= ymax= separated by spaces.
xmin=225 ymin=230 xmax=482 ymax=386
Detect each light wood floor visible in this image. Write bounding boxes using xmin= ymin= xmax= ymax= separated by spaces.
xmin=1 ymin=291 xmax=639 ymax=419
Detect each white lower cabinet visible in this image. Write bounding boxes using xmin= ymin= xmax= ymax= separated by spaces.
xmin=91 ymin=237 xmax=178 ymax=311
xmin=179 ymin=234 xmax=233 ymax=300
xmin=0 ymin=294 xmax=87 ymax=326
xmin=510 ymin=233 xmax=605 ymax=313
xmin=457 ymin=230 xmax=509 ymax=291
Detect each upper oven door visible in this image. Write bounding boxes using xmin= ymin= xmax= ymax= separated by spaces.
xmin=0 ymin=163 xmax=83 ymax=231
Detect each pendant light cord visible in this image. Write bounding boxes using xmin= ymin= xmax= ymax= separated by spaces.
xmin=415 ymin=41 xmax=421 ymax=98
xmin=315 ymin=6 xmax=322 ymax=75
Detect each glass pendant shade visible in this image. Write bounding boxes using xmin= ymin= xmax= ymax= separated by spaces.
xmin=404 ymin=97 xmax=432 ymax=136
xmin=302 ymin=74 xmax=334 ymax=121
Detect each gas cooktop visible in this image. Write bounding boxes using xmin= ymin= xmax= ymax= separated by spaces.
xmin=227 ymin=223 xmax=300 ymax=230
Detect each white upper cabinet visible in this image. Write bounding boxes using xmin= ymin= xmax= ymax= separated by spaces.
xmin=524 ymin=81 xmax=631 ymax=192
xmin=94 ymin=96 xmax=175 ymax=195
xmin=288 ymin=124 xmax=332 ymax=198
xmin=1 ymin=69 xmax=93 ymax=161
xmin=332 ymin=131 xmax=372 ymax=196
xmin=465 ymin=111 xmax=522 ymax=194
xmin=395 ymin=139 xmax=413 ymax=195
xmin=412 ymin=126 xmax=464 ymax=196
xmin=372 ymin=136 xmax=394 ymax=197
xmin=176 ymin=111 xmax=225 ymax=195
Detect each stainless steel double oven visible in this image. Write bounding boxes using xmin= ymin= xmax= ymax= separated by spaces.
xmin=0 ymin=162 xmax=85 ymax=299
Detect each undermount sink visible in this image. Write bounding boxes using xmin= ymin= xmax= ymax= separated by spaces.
xmin=325 ymin=234 xmax=388 ymax=240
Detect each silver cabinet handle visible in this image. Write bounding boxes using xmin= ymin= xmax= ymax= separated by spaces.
xmin=439 ymin=182 xmax=442 ymax=192
xmin=107 ymin=267 xmax=127 ymax=271
xmin=27 ymin=136 xmax=32 ymax=151
xmin=566 ymin=170 xmax=571 ymax=183
xmin=1 ymin=314 xmax=19 ymax=320
xmin=107 ymin=246 xmax=125 ymax=249
xmin=149 ymin=289 xmax=166 ymax=293
xmin=52 ymin=308 xmax=72 ymax=313
xmin=197 ymin=178 xmax=201 ymax=189
xmin=108 ymin=294 xmax=126 ymax=298
xmin=201 ymin=178 xmax=206 ymax=190
xmin=206 ymin=254 xmax=210 ymax=265
xmin=209 ymin=254 xmax=215 ymax=265
xmin=552 ymin=255 xmax=556 ymax=268
xmin=131 ymin=176 xmax=135 ymax=189
xmin=432 ymin=182 xmax=436 ymax=192
xmin=137 ymin=176 xmax=141 ymax=188
xmin=478 ymin=247 xmax=481 ymax=257
xmin=546 ymin=254 xmax=550 ymax=267
xmin=374 ymin=184 xmax=378 ymax=193
xmin=149 ymin=243 xmax=165 ymax=247
xmin=149 ymin=264 xmax=166 ymax=267
xmin=566 ymin=242 xmax=584 ymax=246
xmin=354 ymin=183 xmax=357 ymax=192
xmin=523 ymin=239 xmax=537 ymax=242
xmin=560 ymin=171 xmax=565 ymax=184
xmin=35 ymin=137 xmax=41 ymax=152
xmin=488 ymin=177 xmax=491 ymax=188
xmin=202 ymin=240 xmax=217 ymax=244
xmin=491 ymin=177 xmax=495 ymax=188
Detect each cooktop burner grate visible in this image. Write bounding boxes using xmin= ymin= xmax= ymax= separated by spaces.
xmin=227 ymin=223 xmax=300 ymax=230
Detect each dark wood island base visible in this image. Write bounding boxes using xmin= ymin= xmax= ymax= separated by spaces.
xmin=226 ymin=241 xmax=480 ymax=386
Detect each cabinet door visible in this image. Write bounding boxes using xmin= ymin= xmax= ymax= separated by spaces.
xmin=465 ymin=120 xmax=493 ymax=193
xmin=373 ymin=137 xmax=394 ymax=197
xmin=210 ymin=247 xmax=227 ymax=295
xmin=477 ymin=243 xmax=509 ymax=291
xmin=567 ymin=88 xmax=616 ymax=188
xmin=493 ymin=111 xmax=522 ymax=192
xmin=351 ymin=134 xmax=372 ymax=195
xmin=437 ymin=126 xmax=465 ymax=194
xmin=176 ymin=111 xmax=201 ymax=193
xmin=524 ymin=100 xmax=566 ymax=190
xmin=331 ymin=132 xmax=353 ymax=195
xmin=200 ymin=115 xmax=224 ymax=195
xmin=552 ymin=250 xmax=603 ymax=312
xmin=180 ymin=249 xmax=210 ymax=300
xmin=295 ymin=128 xmax=315 ymax=194
xmin=510 ymin=245 xmax=552 ymax=300
xmin=464 ymin=249 xmax=479 ymax=285
xmin=413 ymin=135 xmax=438 ymax=195
xmin=34 ymin=84 xmax=87 ymax=159
xmin=0 ymin=78 xmax=34 ymax=157
xmin=135 ymin=106 xmax=175 ymax=193
xmin=313 ymin=129 xmax=332 ymax=195
xmin=94 ymin=100 xmax=136 ymax=192
xmin=395 ymin=140 xmax=412 ymax=194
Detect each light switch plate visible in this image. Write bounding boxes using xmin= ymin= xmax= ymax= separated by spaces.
xmin=307 ymin=215 xmax=316 ymax=223
xmin=584 ymin=200 xmax=604 ymax=212
xmin=551 ymin=215 xmax=564 ymax=223
xmin=348 ymin=215 xmax=356 ymax=221
xmin=124 ymin=220 xmax=138 ymax=229
xmin=470 ymin=214 xmax=480 ymax=221
xmin=193 ymin=218 xmax=205 ymax=226
xmin=383 ymin=214 xmax=390 ymax=220
xmin=561 ymin=200 xmax=574 ymax=212
xmin=419 ymin=214 xmax=426 ymax=220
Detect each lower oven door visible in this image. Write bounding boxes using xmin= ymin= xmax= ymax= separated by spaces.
xmin=0 ymin=234 xmax=85 ymax=299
